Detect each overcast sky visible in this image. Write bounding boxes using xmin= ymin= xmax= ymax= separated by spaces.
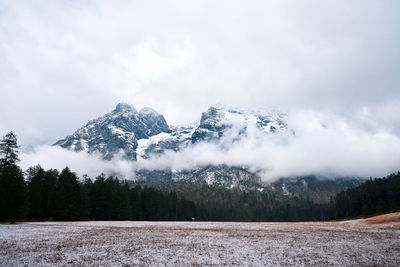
xmin=1 ymin=0 xmax=399 ymax=150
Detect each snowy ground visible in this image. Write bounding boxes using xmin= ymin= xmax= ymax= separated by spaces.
xmin=0 ymin=219 xmax=399 ymax=266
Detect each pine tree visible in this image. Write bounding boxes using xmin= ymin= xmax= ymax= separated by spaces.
xmin=0 ymin=132 xmax=20 ymax=167
xmin=26 ymin=165 xmax=47 ymax=218
xmin=26 ymin=166 xmax=58 ymax=219
xmin=42 ymin=169 xmax=58 ymax=219
xmin=53 ymin=167 xmax=81 ymax=220
xmin=119 ymin=180 xmax=132 ymax=220
xmin=0 ymin=132 xmax=28 ymax=222
xmin=79 ymin=175 xmax=92 ymax=220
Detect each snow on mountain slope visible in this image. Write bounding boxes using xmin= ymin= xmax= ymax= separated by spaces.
xmin=55 ymin=103 xmax=287 ymax=161
xmin=54 ymin=103 xmax=170 ymax=160
xmin=191 ymin=105 xmax=287 ymax=144
xmin=136 ymin=125 xmax=196 ymax=160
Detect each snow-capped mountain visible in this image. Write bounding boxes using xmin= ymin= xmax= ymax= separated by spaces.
xmin=54 ymin=103 xmax=360 ymax=196
xmin=55 ymin=103 xmax=287 ymax=161
xmin=191 ymin=105 xmax=286 ymax=144
xmin=54 ymin=103 xmax=171 ymax=160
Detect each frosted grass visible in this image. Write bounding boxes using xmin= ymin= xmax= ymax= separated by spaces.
xmin=1 ymin=220 xmax=399 ymax=266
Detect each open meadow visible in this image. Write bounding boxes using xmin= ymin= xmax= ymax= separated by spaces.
xmin=1 ymin=214 xmax=399 ymax=266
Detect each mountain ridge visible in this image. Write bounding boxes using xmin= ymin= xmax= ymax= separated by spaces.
xmin=55 ymin=103 xmax=287 ymax=161
xmin=54 ymin=103 xmax=361 ymax=198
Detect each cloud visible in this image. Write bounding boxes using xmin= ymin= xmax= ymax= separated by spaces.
xmin=2 ymin=1 xmax=400 ymax=182
xmin=20 ymin=146 xmax=135 ymax=179
xmin=133 ymin=109 xmax=400 ymax=180
xmin=112 ymin=38 xmax=196 ymax=80
xmin=0 ymin=0 xmax=399 ymax=147
xmin=20 ymin=109 xmax=400 ymax=182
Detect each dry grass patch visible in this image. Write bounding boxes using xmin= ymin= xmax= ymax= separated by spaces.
xmin=364 ymin=212 xmax=400 ymax=224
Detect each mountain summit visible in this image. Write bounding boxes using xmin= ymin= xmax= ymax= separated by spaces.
xmin=192 ymin=105 xmax=287 ymax=143
xmin=54 ymin=103 xmax=170 ymax=160
xmin=54 ymin=103 xmax=287 ymax=160
xmin=113 ymin=102 xmax=136 ymax=113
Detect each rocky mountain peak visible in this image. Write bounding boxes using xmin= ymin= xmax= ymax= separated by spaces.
xmin=113 ymin=103 xmax=137 ymax=113
xmin=191 ymin=105 xmax=287 ymax=143
xmin=55 ymin=103 xmax=287 ymax=161
xmin=54 ymin=103 xmax=171 ymax=160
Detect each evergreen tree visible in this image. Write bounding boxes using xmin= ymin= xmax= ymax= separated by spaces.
xmin=42 ymin=169 xmax=58 ymax=219
xmin=119 ymin=180 xmax=132 ymax=220
xmin=79 ymin=175 xmax=92 ymax=220
xmin=130 ymin=185 xmax=142 ymax=220
xmin=0 ymin=132 xmax=28 ymax=222
xmin=0 ymin=132 xmax=20 ymax=167
xmin=91 ymin=174 xmax=111 ymax=220
xmin=26 ymin=165 xmax=47 ymax=218
xmin=26 ymin=165 xmax=58 ymax=219
xmin=53 ymin=167 xmax=81 ymax=220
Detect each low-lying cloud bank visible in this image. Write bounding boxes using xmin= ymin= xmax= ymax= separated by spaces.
xmin=20 ymin=109 xmax=400 ymax=182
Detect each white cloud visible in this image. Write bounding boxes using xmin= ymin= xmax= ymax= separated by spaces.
xmin=132 ymin=110 xmax=400 ymax=181
xmin=113 ymin=38 xmax=196 ymax=80
xmin=1 ymin=0 xmax=400 ymax=179
xmin=20 ymin=109 xmax=400 ymax=181
xmin=20 ymin=146 xmax=135 ymax=179
xmin=1 ymin=0 xmax=399 ymax=147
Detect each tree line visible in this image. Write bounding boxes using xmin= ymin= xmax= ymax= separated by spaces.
xmin=3 ymin=163 xmax=330 ymax=222
xmin=329 ymin=172 xmax=400 ymax=219
xmin=1 ymin=131 xmax=399 ymax=222
xmin=138 ymin=181 xmax=331 ymax=221
xmin=24 ymin=166 xmax=199 ymax=221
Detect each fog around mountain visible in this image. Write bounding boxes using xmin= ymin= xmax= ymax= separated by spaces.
xmin=20 ymin=105 xmax=400 ymax=181
xmin=1 ymin=1 xmax=399 ymax=181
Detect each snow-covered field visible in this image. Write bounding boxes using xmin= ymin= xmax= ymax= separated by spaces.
xmin=0 ymin=219 xmax=399 ymax=266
